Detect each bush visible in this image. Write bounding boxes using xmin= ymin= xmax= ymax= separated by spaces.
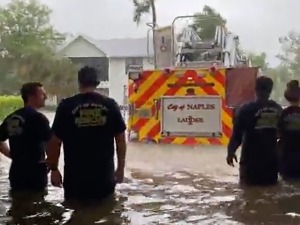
xmin=0 ymin=96 xmax=23 ymax=121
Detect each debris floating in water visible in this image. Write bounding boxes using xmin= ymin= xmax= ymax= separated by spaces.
xmin=286 ymin=212 xmax=300 ymax=218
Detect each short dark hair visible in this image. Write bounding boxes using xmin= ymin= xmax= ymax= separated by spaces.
xmin=284 ymin=79 xmax=300 ymax=102
xmin=78 ymin=66 xmax=100 ymax=88
xmin=255 ymin=76 xmax=273 ymax=98
xmin=20 ymin=82 xmax=43 ymax=103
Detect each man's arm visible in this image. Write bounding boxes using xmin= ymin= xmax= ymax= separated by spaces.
xmin=46 ymin=101 xmax=65 ymax=170
xmin=36 ymin=113 xmax=52 ymax=142
xmin=0 ymin=120 xmax=10 ymax=158
xmin=110 ymin=100 xmax=127 ymax=171
xmin=227 ymin=106 xmax=246 ymax=156
xmin=276 ymin=105 xmax=284 ymax=140
xmin=115 ymin=132 xmax=126 ymax=170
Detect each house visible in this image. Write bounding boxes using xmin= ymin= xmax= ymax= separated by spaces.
xmin=57 ymin=35 xmax=154 ymax=106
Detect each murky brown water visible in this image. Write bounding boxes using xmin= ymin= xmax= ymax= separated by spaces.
xmin=1 ymin=113 xmax=300 ymax=224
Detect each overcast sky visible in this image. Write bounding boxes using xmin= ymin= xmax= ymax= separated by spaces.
xmin=1 ymin=0 xmax=299 ymax=66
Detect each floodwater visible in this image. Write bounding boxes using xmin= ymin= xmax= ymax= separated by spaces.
xmin=0 ymin=113 xmax=300 ymax=224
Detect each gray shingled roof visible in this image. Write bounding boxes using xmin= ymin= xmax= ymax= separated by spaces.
xmin=58 ymin=34 xmax=154 ymax=58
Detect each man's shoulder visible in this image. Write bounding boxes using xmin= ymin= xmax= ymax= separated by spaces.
xmin=91 ymin=94 xmax=118 ymax=108
xmin=34 ymin=111 xmax=49 ymax=123
xmin=268 ymin=99 xmax=282 ymax=108
xmin=91 ymin=93 xmax=116 ymax=104
xmin=3 ymin=108 xmax=23 ymax=122
xmin=238 ymin=102 xmax=254 ymax=111
xmin=283 ymin=105 xmax=300 ymax=114
xmin=56 ymin=96 xmax=77 ymax=110
xmin=104 ymin=96 xmax=118 ymax=106
xmin=58 ymin=96 xmax=74 ymax=105
xmin=235 ymin=102 xmax=257 ymax=118
xmin=59 ymin=93 xmax=118 ymax=109
xmin=281 ymin=107 xmax=290 ymax=116
xmin=105 ymin=98 xmax=122 ymax=112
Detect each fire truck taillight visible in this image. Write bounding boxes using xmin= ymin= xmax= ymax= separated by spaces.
xmin=163 ymin=68 xmax=171 ymax=74
xmin=210 ymin=66 xmax=216 ymax=72
xmin=133 ymin=82 xmax=138 ymax=92
xmin=209 ymin=66 xmax=217 ymax=75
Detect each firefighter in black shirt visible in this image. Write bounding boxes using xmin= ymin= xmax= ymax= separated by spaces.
xmin=278 ymin=80 xmax=300 ymax=179
xmin=46 ymin=66 xmax=127 ymax=203
xmin=226 ymin=76 xmax=282 ymax=185
xmin=0 ymin=82 xmax=51 ymax=194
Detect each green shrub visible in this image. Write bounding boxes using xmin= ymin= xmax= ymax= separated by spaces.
xmin=0 ymin=96 xmax=23 ymax=121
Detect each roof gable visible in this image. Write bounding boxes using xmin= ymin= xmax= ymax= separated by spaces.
xmin=57 ymin=34 xmax=154 ymax=58
xmin=58 ymin=36 xmax=106 ymax=57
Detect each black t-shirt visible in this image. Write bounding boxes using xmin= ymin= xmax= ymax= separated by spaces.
xmin=0 ymin=107 xmax=51 ymax=190
xmin=278 ymin=106 xmax=300 ymax=153
xmin=234 ymin=100 xmax=282 ymax=166
xmin=51 ymin=92 xmax=126 ymax=196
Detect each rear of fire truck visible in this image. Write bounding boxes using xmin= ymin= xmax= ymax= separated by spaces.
xmin=127 ymin=16 xmax=259 ymax=145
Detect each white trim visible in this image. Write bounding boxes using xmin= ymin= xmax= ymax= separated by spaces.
xmin=97 ymin=81 xmax=109 ymax=88
xmin=57 ymin=35 xmax=107 ymax=57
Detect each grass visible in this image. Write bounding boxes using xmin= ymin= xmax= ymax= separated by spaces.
xmin=0 ymin=96 xmax=23 ymax=121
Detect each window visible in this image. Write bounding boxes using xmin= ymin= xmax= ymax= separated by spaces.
xmin=125 ymin=57 xmax=143 ymax=74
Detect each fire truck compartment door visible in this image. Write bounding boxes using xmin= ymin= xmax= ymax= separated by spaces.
xmin=161 ymin=96 xmax=222 ymax=137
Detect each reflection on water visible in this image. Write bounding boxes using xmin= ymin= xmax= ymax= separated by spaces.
xmin=2 ymin=151 xmax=300 ymax=225
xmin=0 ymin=112 xmax=300 ymax=224
xmin=1 ymin=159 xmax=300 ymax=225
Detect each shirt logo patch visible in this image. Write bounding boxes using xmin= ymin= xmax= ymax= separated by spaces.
xmin=72 ymin=103 xmax=108 ymax=127
xmin=7 ymin=115 xmax=24 ymax=136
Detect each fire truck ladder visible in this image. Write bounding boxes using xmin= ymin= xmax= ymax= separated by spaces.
xmin=172 ymin=16 xmax=248 ymax=68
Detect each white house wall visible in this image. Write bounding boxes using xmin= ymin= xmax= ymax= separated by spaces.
xmin=143 ymin=58 xmax=155 ymax=70
xmin=57 ymin=36 xmax=155 ymax=106
xmin=108 ymin=58 xmax=125 ymax=105
xmin=59 ymin=37 xmax=106 ymax=58
xmin=108 ymin=58 xmax=154 ymax=106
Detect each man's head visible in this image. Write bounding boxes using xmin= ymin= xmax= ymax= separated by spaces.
xmin=78 ymin=66 xmax=100 ymax=90
xmin=284 ymin=80 xmax=300 ymax=104
xmin=21 ymin=82 xmax=47 ymax=108
xmin=255 ymin=76 xmax=273 ymax=99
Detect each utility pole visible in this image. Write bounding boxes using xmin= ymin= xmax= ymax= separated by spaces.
xmin=147 ymin=22 xmax=157 ymax=69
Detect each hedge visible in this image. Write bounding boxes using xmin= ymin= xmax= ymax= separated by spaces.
xmin=0 ymin=96 xmax=23 ymax=121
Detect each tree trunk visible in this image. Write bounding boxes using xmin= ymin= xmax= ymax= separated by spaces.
xmin=150 ymin=0 xmax=157 ymax=68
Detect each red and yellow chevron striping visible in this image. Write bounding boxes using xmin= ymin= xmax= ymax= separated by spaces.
xmin=127 ymin=68 xmax=233 ymax=145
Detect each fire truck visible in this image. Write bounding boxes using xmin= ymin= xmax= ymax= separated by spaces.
xmin=127 ymin=16 xmax=259 ymax=145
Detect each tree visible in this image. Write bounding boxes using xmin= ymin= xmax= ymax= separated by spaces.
xmin=0 ymin=0 xmax=64 ymax=59
xmin=191 ymin=5 xmax=227 ymax=40
xmin=248 ymin=52 xmax=269 ymax=71
xmin=277 ymin=31 xmax=300 ymax=78
xmin=15 ymin=48 xmax=77 ymax=96
xmin=0 ymin=0 xmax=77 ymax=95
xmin=45 ymin=57 xmax=77 ymax=97
xmin=132 ymin=0 xmax=157 ymax=26
xmin=265 ymin=31 xmax=300 ymax=104
xmin=132 ymin=0 xmax=157 ymax=67
xmin=265 ymin=65 xmax=291 ymax=104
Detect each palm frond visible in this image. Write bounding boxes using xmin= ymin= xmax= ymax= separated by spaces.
xmin=132 ymin=0 xmax=151 ymax=25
